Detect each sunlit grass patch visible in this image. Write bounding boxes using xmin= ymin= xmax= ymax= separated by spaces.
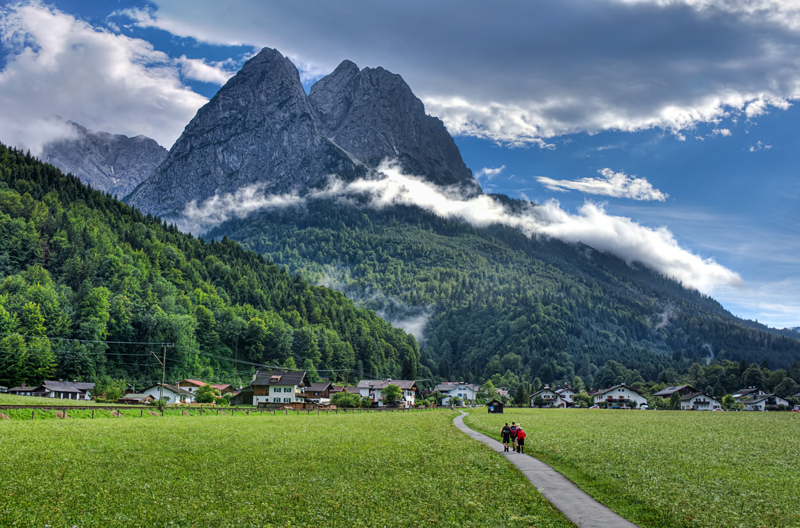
xmin=466 ymin=409 xmax=800 ymax=528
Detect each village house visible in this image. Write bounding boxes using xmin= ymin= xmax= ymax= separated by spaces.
xmin=176 ymin=379 xmax=210 ymax=396
xmin=743 ymin=394 xmax=790 ymax=411
xmin=653 ymin=385 xmax=699 ymax=400
xmin=211 ymin=384 xmax=236 ymax=395
xmin=680 ymin=391 xmax=722 ymax=410
xmin=251 ymin=370 xmax=308 ymax=406
xmin=592 ymin=384 xmax=648 ymax=408
xmin=142 ymin=383 xmax=195 ymax=404
xmin=8 ymin=380 xmax=95 ymax=400
xmin=530 ymin=387 xmax=567 ymax=408
xmin=554 ymin=385 xmax=577 ymax=405
xmin=303 ymin=382 xmax=333 ymax=402
xmin=357 ymin=379 xmax=417 ymax=407
xmin=434 ymin=382 xmax=480 ymax=406
xmin=732 ymin=387 xmax=766 ymax=402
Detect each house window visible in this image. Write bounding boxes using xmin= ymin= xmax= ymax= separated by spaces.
xmin=274 ymin=397 xmax=281 ymax=403
xmin=284 ymin=387 xmax=292 ymax=392
xmin=283 ymin=398 xmax=291 ymax=403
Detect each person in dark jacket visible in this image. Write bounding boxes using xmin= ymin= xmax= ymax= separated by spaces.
xmin=501 ymin=423 xmax=511 ymax=451
xmin=509 ymin=422 xmax=518 ymax=453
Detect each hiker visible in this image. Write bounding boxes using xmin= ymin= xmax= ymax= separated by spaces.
xmin=501 ymin=423 xmax=511 ymax=451
xmin=509 ymin=422 xmax=518 ymax=453
xmin=516 ymin=425 xmax=526 ymax=453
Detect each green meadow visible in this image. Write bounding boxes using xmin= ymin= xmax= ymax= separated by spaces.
xmin=465 ymin=409 xmax=800 ymax=528
xmin=0 ymin=410 xmax=572 ymax=528
xmin=0 ymin=393 xmax=116 ymax=406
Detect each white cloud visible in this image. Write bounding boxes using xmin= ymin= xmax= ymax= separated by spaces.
xmin=0 ymin=3 xmax=208 ymax=152
xmin=537 ymin=168 xmax=669 ymax=201
xmin=749 ymin=140 xmax=772 ymax=152
xmin=712 ymin=128 xmax=732 ymax=137
xmin=131 ymin=0 xmax=800 ymax=146
xmin=179 ymin=184 xmax=303 ymax=234
xmin=183 ymin=160 xmax=741 ymax=294
xmin=176 ymin=56 xmax=236 ymax=85
xmin=474 ymin=165 xmax=505 ymax=181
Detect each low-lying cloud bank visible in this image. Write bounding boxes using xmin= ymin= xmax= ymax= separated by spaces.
xmin=183 ymin=160 xmax=743 ymax=294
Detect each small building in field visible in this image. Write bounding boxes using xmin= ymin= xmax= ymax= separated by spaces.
xmin=117 ymin=393 xmax=155 ymax=405
xmin=357 ymin=379 xmax=417 ymax=407
xmin=142 ymin=383 xmax=194 ymax=404
xmin=680 ymin=392 xmax=722 ymax=410
xmin=251 ymin=370 xmax=308 ymax=406
xmin=530 ymin=387 xmax=567 ymax=408
xmin=743 ymin=394 xmax=789 ymax=411
xmin=434 ymin=382 xmax=480 ymax=406
xmin=653 ymin=385 xmax=698 ymax=400
xmin=593 ymin=384 xmax=648 ymax=408
xmin=488 ymin=399 xmax=504 ymax=413
xmin=8 ymin=380 xmax=95 ymax=400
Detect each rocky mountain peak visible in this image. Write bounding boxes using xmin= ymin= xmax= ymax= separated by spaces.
xmin=127 ymin=49 xmax=479 ymax=218
xmin=41 ymin=120 xmax=167 ymax=197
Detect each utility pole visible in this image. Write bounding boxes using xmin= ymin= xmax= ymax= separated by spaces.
xmin=151 ymin=344 xmax=174 ymax=402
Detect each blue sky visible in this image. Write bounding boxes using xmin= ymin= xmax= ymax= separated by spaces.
xmin=0 ymin=0 xmax=798 ymax=328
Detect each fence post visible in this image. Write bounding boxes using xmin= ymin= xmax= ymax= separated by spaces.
xmin=32 ymin=410 xmax=35 ymax=420
xmin=161 ymin=408 xmax=164 ymax=417
xmin=92 ymin=409 xmax=94 ymax=419
xmin=140 ymin=409 xmax=143 ymax=418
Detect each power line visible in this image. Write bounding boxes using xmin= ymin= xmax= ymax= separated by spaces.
xmin=0 ymin=332 xmax=174 ymax=346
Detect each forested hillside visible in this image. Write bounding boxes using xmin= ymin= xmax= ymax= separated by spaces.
xmin=0 ymin=144 xmax=418 ymax=390
xmin=210 ymin=197 xmax=800 ymax=390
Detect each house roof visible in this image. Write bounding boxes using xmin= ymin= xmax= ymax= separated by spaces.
xmin=178 ymin=379 xmax=208 ymax=387
xmin=305 ymin=382 xmax=332 ymax=393
xmin=433 ymin=383 xmax=480 ymax=394
xmin=343 ymin=386 xmax=361 ymax=394
xmin=732 ymin=387 xmax=762 ymax=397
xmin=530 ymin=388 xmax=561 ymax=398
xmin=680 ymin=391 xmax=718 ymax=402
xmin=653 ymin=385 xmax=696 ymax=397
xmin=211 ymin=384 xmax=232 ymax=391
xmin=252 ymin=370 xmax=308 ymax=387
xmin=746 ymin=394 xmax=786 ymax=404
xmin=118 ymin=393 xmax=153 ymax=401
xmin=594 ymin=384 xmax=645 ymax=396
xmin=357 ymin=379 xmax=418 ymax=391
xmin=144 ymin=383 xmax=193 ymax=397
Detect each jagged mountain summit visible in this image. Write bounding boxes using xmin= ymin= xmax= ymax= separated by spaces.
xmin=41 ymin=121 xmax=167 ymax=197
xmin=127 ymin=47 xmax=479 ymax=218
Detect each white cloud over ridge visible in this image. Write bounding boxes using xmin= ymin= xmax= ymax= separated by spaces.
xmin=537 ymin=168 xmax=669 ymax=201
xmin=0 ymin=3 xmax=230 ymax=152
xmin=133 ymin=0 xmax=800 ymax=146
xmin=184 ymin=160 xmax=742 ymax=294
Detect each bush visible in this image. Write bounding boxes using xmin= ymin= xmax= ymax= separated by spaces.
xmin=331 ymin=391 xmax=362 ymax=408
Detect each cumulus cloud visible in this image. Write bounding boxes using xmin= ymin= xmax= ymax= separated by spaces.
xmin=0 ymin=3 xmax=211 ymax=152
xmin=129 ymin=0 xmax=800 ymax=146
xmin=184 ymin=160 xmax=742 ymax=293
xmin=474 ymin=165 xmax=506 ymax=181
xmin=537 ymin=168 xmax=669 ymax=201
xmin=176 ymin=55 xmax=236 ymax=85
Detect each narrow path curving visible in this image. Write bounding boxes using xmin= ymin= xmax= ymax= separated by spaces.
xmin=454 ymin=412 xmax=639 ymax=528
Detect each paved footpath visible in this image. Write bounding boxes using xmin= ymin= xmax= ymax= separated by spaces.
xmin=454 ymin=412 xmax=639 ymax=528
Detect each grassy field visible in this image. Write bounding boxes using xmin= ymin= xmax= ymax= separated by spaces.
xmin=0 ymin=410 xmax=573 ymax=528
xmin=0 ymin=393 xmax=116 ymax=406
xmin=465 ymin=409 xmax=800 ymax=528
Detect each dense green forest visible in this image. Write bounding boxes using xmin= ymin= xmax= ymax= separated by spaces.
xmin=210 ymin=197 xmax=800 ymax=391
xmin=0 ymin=144 xmax=418 ymax=391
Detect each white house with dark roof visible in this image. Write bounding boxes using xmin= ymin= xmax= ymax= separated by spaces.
xmin=680 ymin=392 xmax=722 ymax=410
xmin=653 ymin=385 xmax=698 ymax=400
xmin=732 ymin=387 xmax=765 ymax=402
xmin=251 ymin=370 xmax=308 ymax=406
xmin=8 ymin=380 xmax=94 ymax=400
xmin=434 ymin=382 xmax=480 ymax=406
xmin=554 ymin=385 xmax=577 ymax=405
xmin=530 ymin=387 xmax=566 ymax=408
xmin=142 ymin=383 xmax=194 ymax=404
xmin=743 ymin=394 xmax=790 ymax=411
xmin=593 ymin=384 xmax=648 ymax=408
xmin=357 ymin=379 xmax=417 ymax=407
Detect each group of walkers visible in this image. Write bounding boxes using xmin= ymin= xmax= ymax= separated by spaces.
xmin=501 ymin=422 xmax=525 ymax=453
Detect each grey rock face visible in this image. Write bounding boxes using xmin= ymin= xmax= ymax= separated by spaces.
xmin=309 ymin=61 xmax=479 ymax=193
xmin=41 ymin=122 xmax=167 ymax=197
xmin=128 ymin=47 xmax=480 ymax=218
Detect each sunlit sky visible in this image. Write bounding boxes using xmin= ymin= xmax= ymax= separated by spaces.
xmin=1 ymin=0 xmax=798 ymax=328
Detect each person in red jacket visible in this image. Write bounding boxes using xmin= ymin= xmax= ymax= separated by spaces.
xmin=516 ymin=425 xmax=526 ymax=453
